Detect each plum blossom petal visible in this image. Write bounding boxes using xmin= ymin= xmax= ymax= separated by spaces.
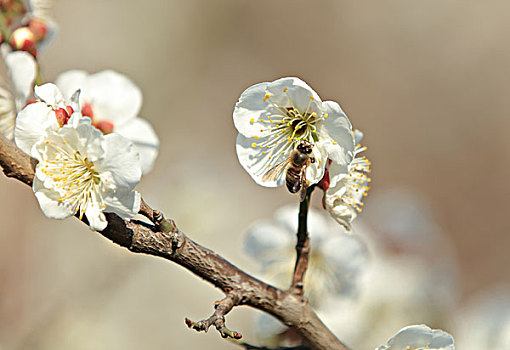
xmin=233 ymin=77 xmax=354 ymax=191
xmin=0 ymin=47 xmax=37 ymax=139
xmin=34 ymin=83 xmax=65 ymax=108
xmin=55 ymin=69 xmax=158 ymax=173
xmin=4 ymin=50 xmax=37 ymax=102
xmin=376 ymin=325 xmax=455 ymax=350
xmin=115 ymin=117 xmax=159 ymax=174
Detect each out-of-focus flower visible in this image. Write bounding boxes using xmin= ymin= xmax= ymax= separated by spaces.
xmin=454 ymin=287 xmax=510 ymax=350
xmin=366 ymin=188 xmax=452 ymax=254
xmin=318 ymin=252 xmax=458 ymax=350
xmin=14 ymin=83 xmax=79 ymax=156
xmin=234 ymin=77 xmax=354 ymax=188
xmin=0 ymin=47 xmax=36 ymax=139
xmin=55 ymin=70 xmax=159 ymax=174
xmin=30 ymin=114 xmax=141 ymax=231
xmin=324 ymin=130 xmax=371 ymax=232
xmin=376 ymin=325 xmax=455 ymax=350
xmin=244 ymin=204 xmax=368 ymax=305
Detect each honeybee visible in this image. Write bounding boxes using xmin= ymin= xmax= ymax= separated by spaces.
xmin=262 ymin=141 xmax=316 ymax=201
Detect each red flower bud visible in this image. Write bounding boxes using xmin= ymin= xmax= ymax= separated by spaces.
xmin=10 ymin=27 xmax=37 ymax=56
xmin=28 ymin=17 xmax=48 ymax=42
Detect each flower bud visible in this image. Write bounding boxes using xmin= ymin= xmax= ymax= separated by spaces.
xmin=10 ymin=27 xmax=37 ymax=56
xmin=28 ymin=17 xmax=48 ymax=42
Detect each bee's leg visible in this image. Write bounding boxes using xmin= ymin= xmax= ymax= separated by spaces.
xmin=310 ymin=157 xmax=316 ymax=163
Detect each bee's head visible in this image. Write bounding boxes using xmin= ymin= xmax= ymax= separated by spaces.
xmin=297 ymin=141 xmax=313 ymax=154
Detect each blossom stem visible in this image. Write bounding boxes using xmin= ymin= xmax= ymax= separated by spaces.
xmin=290 ymin=185 xmax=315 ymax=296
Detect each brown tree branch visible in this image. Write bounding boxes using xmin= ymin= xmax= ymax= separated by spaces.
xmin=0 ymin=136 xmax=350 ymax=350
xmin=289 ymin=187 xmax=313 ymax=296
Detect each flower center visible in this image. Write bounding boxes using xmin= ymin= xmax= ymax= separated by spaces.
xmin=250 ymin=89 xmax=329 ymax=161
xmin=40 ymin=139 xmax=106 ymax=219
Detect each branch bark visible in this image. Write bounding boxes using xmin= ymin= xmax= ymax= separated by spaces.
xmin=0 ymin=136 xmax=350 ymax=350
xmin=290 ymin=186 xmax=313 ymax=296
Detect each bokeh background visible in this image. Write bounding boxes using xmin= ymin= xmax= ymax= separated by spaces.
xmin=1 ymin=0 xmax=510 ymax=349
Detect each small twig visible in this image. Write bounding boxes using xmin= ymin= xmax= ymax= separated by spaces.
xmin=185 ymin=292 xmax=242 ymax=339
xmin=289 ymin=186 xmax=314 ymax=296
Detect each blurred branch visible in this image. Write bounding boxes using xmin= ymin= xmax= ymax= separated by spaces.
xmin=0 ymin=135 xmax=350 ymax=350
xmin=290 ymin=186 xmax=313 ymax=296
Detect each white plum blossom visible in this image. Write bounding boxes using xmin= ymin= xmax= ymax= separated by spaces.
xmin=376 ymin=325 xmax=455 ymax=350
xmin=0 ymin=47 xmax=37 ymax=139
xmin=324 ymin=130 xmax=371 ymax=232
xmin=55 ymin=69 xmax=159 ymax=174
xmin=14 ymin=83 xmax=80 ymax=156
xmin=244 ymin=204 xmax=368 ymax=305
xmin=234 ymin=77 xmax=355 ymax=189
xmin=29 ymin=114 xmax=141 ymax=231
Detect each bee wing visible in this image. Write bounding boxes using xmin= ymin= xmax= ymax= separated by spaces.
xmin=262 ymin=158 xmax=290 ymax=183
xmin=299 ymin=159 xmax=311 ymax=202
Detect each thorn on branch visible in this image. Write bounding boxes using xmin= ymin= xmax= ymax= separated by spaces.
xmin=185 ymin=292 xmax=242 ymax=340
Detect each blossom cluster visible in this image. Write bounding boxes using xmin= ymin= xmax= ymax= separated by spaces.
xmin=0 ymin=2 xmax=159 ymax=230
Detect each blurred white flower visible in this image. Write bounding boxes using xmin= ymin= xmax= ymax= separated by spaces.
xmin=318 ymin=252 xmax=458 ymax=350
xmin=454 ymin=286 xmax=510 ymax=350
xmin=30 ymin=114 xmax=141 ymax=231
xmin=234 ymin=77 xmax=354 ymax=188
xmin=15 ymin=83 xmax=79 ymax=156
xmin=244 ymin=204 xmax=368 ymax=305
xmin=0 ymin=47 xmax=37 ymax=139
xmin=376 ymin=325 xmax=455 ymax=350
xmin=324 ymin=130 xmax=371 ymax=232
xmin=366 ymin=188 xmax=452 ymax=254
xmin=55 ymin=70 xmax=159 ymax=174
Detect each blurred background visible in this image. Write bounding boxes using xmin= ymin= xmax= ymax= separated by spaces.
xmin=1 ymin=0 xmax=510 ymax=349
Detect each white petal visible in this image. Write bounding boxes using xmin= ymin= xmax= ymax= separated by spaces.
xmin=55 ymin=70 xmax=88 ymax=99
xmin=115 ymin=117 xmax=159 ymax=174
xmin=321 ymin=234 xmax=368 ymax=295
xmin=97 ymin=133 xmax=141 ymax=190
xmin=327 ymin=161 xmax=349 ymax=189
xmin=34 ymin=83 xmax=65 ymax=108
xmin=33 ymin=176 xmax=75 ymax=219
xmin=5 ymin=51 xmax=36 ymax=102
xmin=236 ymin=133 xmax=288 ymax=187
xmin=85 ymin=201 xmax=108 ymax=231
xmin=244 ymin=219 xmax=293 ymax=263
xmin=266 ymin=77 xmax=322 ymax=113
xmin=14 ymin=102 xmax=59 ymax=156
xmin=305 ymin=140 xmax=327 ymax=185
xmin=82 ymin=70 xmax=142 ymax=124
xmin=233 ymin=82 xmax=271 ymax=137
xmin=58 ymin=116 xmax=103 ymax=161
xmin=104 ymin=190 xmax=141 ymax=220
xmin=319 ymin=101 xmax=355 ymax=164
